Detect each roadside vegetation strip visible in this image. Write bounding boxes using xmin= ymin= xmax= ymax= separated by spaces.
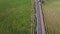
xmin=0 ymin=0 xmax=32 ymax=34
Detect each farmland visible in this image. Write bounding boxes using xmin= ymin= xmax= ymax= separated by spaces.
xmin=0 ymin=0 xmax=32 ymax=34
xmin=42 ymin=0 xmax=60 ymax=34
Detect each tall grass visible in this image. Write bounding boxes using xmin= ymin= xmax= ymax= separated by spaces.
xmin=42 ymin=0 xmax=60 ymax=34
xmin=0 ymin=0 xmax=32 ymax=34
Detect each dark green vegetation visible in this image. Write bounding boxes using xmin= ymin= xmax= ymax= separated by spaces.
xmin=42 ymin=0 xmax=60 ymax=34
xmin=0 ymin=0 xmax=32 ymax=34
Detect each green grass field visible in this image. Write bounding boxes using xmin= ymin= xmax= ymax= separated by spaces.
xmin=42 ymin=0 xmax=60 ymax=34
xmin=0 ymin=0 xmax=32 ymax=34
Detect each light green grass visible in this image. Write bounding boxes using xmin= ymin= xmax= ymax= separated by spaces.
xmin=0 ymin=0 xmax=32 ymax=34
xmin=43 ymin=0 xmax=60 ymax=34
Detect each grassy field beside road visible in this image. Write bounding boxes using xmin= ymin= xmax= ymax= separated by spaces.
xmin=0 ymin=0 xmax=32 ymax=34
xmin=42 ymin=0 xmax=60 ymax=34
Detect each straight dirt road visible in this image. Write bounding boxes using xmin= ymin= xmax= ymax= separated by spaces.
xmin=35 ymin=0 xmax=45 ymax=34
